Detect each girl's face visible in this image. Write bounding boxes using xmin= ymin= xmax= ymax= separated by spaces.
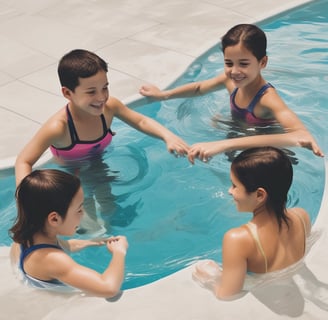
xmin=228 ymin=171 xmax=258 ymax=212
xmin=223 ymin=43 xmax=267 ymax=88
xmin=58 ymin=187 xmax=84 ymax=236
xmin=63 ymin=70 xmax=109 ymax=116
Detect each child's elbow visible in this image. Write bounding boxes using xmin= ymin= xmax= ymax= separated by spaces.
xmin=92 ymin=286 xmax=122 ymax=299
xmin=99 ymin=280 xmax=124 ymax=299
xmin=215 ymin=287 xmax=247 ymax=301
xmin=104 ymin=288 xmax=122 ymax=299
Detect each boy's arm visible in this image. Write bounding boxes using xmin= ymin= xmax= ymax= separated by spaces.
xmin=15 ymin=119 xmax=66 ymax=186
xmin=139 ymin=73 xmax=228 ymax=100
xmin=108 ymin=97 xmax=190 ymax=155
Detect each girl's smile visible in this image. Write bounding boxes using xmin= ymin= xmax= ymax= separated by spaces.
xmin=224 ymin=43 xmax=265 ymax=88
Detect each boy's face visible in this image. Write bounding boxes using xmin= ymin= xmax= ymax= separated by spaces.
xmin=62 ymin=70 xmax=109 ymax=115
xmin=223 ymin=43 xmax=267 ymax=88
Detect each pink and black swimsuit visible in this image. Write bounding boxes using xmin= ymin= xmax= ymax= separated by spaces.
xmin=50 ymin=105 xmax=113 ymax=161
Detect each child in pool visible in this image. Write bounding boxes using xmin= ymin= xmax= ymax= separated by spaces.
xmin=139 ymin=24 xmax=323 ymax=163
xmin=15 ymin=49 xmax=190 ymax=231
xmin=192 ymin=146 xmax=311 ymax=299
xmin=9 ymin=169 xmax=128 ymax=298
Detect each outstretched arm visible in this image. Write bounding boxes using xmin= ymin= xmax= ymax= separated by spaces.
xmin=188 ymin=129 xmax=322 ymax=164
xmin=108 ymin=97 xmax=190 ymax=155
xmin=139 ymin=73 xmax=228 ymax=100
xmin=266 ymin=92 xmax=323 ymax=157
xmin=15 ymin=117 xmax=67 ymax=186
xmin=188 ymin=88 xmax=323 ymax=164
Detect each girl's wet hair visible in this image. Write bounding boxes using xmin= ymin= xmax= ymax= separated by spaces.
xmin=9 ymin=169 xmax=81 ymax=247
xmin=58 ymin=49 xmax=108 ymax=91
xmin=221 ymin=24 xmax=267 ymax=61
xmin=231 ymin=146 xmax=293 ymax=229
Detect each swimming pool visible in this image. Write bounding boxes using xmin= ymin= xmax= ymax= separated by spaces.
xmin=0 ymin=0 xmax=327 ymax=291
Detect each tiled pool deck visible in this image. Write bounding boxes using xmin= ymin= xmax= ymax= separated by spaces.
xmin=1 ymin=0 xmax=327 ymax=319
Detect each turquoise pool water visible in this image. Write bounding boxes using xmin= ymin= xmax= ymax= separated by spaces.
xmin=0 ymin=0 xmax=327 ymax=290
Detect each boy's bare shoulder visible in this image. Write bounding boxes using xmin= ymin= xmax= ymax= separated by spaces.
xmin=40 ymin=107 xmax=69 ymax=143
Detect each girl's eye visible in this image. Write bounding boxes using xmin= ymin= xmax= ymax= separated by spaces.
xmin=86 ymin=91 xmax=96 ymax=95
xmin=225 ymin=62 xmax=233 ymax=67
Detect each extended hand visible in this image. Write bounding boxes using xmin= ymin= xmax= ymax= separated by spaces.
xmin=165 ymin=134 xmax=190 ymax=157
xmin=298 ymin=138 xmax=324 ymax=157
xmin=188 ymin=141 xmax=223 ymax=164
xmin=139 ymin=84 xmax=164 ymax=100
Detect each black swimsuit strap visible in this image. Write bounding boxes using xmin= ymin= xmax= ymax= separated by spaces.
xmin=66 ymin=105 xmax=80 ymax=143
xmin=247 ymin=83 xmax=273 ymax=113
xmin=231 ymin=83 xmax=274 ymax=115
xmin=100 ymin=114 xmax=113 ymax=135
xmin=66 ymin=105 xmax=113 ymax=143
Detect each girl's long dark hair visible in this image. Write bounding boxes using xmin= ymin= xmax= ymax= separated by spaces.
xmin=231 ymin=147 xmax=293 ymax=229
xmin=9 ymin=169 xmax=81 ymax=247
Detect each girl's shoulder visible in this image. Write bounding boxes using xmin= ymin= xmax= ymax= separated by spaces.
xmin=28 ymin=245 xmax=73 ymax=275
xmin=287 ymin=207 xmax=310 ymax=220
xmin=224 ymin=225 xmax=254 ymax=240
xmin=287 ymin=207 xmax=311 ymax=234
xmin=258 ymin=84 xmax=287 ymax=110
xmin=223 ymin=225 xmax=255 ymax=255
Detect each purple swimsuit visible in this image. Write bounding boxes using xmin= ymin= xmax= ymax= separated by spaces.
xmin=230 ymin=83 xmax=275 ymax=126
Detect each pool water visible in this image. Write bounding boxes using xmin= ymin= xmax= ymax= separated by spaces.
xmin=1 ymin=0 xmax=327 ymax=290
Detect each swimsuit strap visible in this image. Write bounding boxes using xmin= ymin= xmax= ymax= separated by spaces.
xmin=290 ymin=209 xmax=307 ymax=254
xmin=230 ymin=87 xmax=238 ymax=104
xmin=20 ymin=243 xmax=62 ymax=273
xmin=66 ymin=105 xmax=113 ymax=142
xmin=247 ymin=83 xmax=274 ymax=113
xmin=100 ymin=114 xmax=114 ymax=136
xmin=245 ymin=222 xmax=268 ymax=272
xmin=66 ymin=105 xmax=80 ymax=143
